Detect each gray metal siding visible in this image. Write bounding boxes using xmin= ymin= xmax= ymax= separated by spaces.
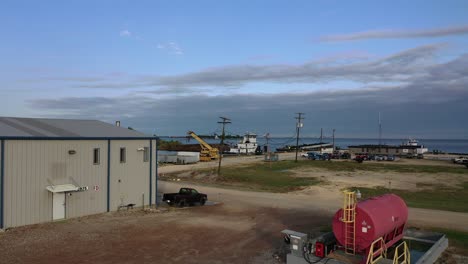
xmin=1 ymin=140 xmax=4 ymax=228
xmin=4 ymin=140 xmax=108 ymax=228
xmin=110 ymin=140 xmax=150 ymax=210
xmin=152 ymin=139 xmax=157 ymax=206
xmin=64 ymin=141 xmax=108 ymax=219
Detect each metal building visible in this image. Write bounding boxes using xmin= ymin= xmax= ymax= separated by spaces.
xmin=0 ymin=117 xmax=157 ymax=229
xmin=158 ymin=151 xmax=200 ymax=164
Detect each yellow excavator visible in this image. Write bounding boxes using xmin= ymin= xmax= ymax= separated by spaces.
xmin=187 ymin=131 xmax=219 ymax=162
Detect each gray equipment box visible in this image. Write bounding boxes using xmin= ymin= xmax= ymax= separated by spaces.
xmin=282 ymin=229 xmax=308 ymax=257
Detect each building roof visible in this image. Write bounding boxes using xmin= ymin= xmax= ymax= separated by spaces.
xmin=349 ymin=144 xmax=395 ymax=148
xmin=0 ymin=117 xmax=151 ymax=139
xmin=348 ymin=144 xmax=422 ymax=149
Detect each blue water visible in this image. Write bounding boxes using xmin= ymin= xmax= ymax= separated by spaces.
xmin=160 ymin=137 xmax=468 ymax=154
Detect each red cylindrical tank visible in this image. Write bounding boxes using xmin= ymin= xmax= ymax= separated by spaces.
xmin=332 ymin=194 xmax=408 ymax=253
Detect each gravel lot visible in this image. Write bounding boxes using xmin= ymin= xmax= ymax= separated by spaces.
xmin=0 ymin=202 xmax=329 ymax=264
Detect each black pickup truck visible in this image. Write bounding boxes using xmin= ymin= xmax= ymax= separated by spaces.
xmin=162 ymin=188 xmax=207 ymax=207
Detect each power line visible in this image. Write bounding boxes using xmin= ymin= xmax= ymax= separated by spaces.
xmin=217 ymin=116 xmax=231 ymax=175
xmin=295 ymin=113 xmax=305 ymax=162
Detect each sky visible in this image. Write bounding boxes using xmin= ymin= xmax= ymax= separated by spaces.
xmin=1 ymin=0 xmax=468 ymax=139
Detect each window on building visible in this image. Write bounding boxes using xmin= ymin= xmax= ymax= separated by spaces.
xmin=361 ymin=147 xmax=365 ymax=152
xmin=93 ymin=148 xmax=100 ymax=165
xmin=120 ymin=147 xmax=126 ymax=163
xmin=386 ymin=148 xmax=389 ymax=153
xmin=396 ymin=148 xmax=399 ymax=153
xmin=143 ymin=147 xmax=149 ymax=162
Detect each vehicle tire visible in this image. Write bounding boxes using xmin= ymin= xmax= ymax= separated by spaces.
xmin=200 ymin=198 xmax=206 ymax=206
xmin=178 ymin=199 xmax=186 ymax=207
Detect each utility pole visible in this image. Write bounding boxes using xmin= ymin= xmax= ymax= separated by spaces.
xmin=378 ymin=112 xmax=382 ymax=153
xmin=217 ymin=116 xmax=231 ymax=175
xmin=265 ymin=133 xmax=272 ymax=167
xmin=295 ymin=113 xmax=304 ymax=162
xmin=332 ymin=129 xmax=336 ymax=151
xmin=320 ymin=128 xmax=323 ymax=143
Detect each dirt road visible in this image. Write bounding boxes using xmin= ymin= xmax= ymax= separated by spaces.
xmin=159 ymin=181 xmax=468 ymax=232
xmin=158 ymin=153 xmax=298 ymax=174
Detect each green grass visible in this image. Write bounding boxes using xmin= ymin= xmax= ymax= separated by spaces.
xmin=353 ymin=182 xmax=468 ymax=212
xmin=177 ymin=160 xmax=468 ymax=209
xmin=219 ymin=159 xmax=468 ymax=175
xmin=213 ymin=160 xmax=467 ymax=193
xmin=286 ymin=160 xmax=468 ymax=174
xmin=217 ymin=161 xmax=320 ymax=192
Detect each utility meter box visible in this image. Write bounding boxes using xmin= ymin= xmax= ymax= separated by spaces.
xmin=282 ymin=229 xmax=308 ymax=257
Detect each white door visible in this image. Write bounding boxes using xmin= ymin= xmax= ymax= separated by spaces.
xmin=52 ymin=193 xmax=65 ymax=220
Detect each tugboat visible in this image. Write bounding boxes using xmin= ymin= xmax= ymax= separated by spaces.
xmin=400 ymin=138 xmax=428 ymax=154
xmin=226 ymin=133 xmax=262 ymax=155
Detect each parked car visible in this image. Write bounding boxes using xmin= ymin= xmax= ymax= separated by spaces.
xmin=417 ymin=154 xmax=424 ymax=159
xmin=163 ymin=188 xmax=207 ymax=207
xmin=308 ymin=152 xmax=323 ymax=160
xmin=375 ymin=155 xmax=385 ymax=161
xmin=340 ymin=153 xmax=351 ymax=159
xmin=301 ymin=153 xmax=309 ymax=158
xmin=354 ymin=154 xmax=367 ymax=163
xmin=387 ymin=155 xmax=395 ymax=161
xmin=453 ymin=157 xmax=468 ymax=164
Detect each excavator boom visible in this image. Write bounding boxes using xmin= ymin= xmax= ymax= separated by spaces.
xmin=187 ymin=131 xmax=219 ymax=161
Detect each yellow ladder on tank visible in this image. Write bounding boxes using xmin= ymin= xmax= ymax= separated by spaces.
xmin=393 ymin=241 xmax=410 ymax=264
xmin=341 ymin=190 xmax=357 ymax=255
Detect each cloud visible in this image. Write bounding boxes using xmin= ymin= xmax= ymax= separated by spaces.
xmin=29 ymin=80 xmax=468 ymax=138
xmin=27 ymin=44 xmax=468 ymax=138
xmin=146 ymin=43 xmax=442 ymax=88
xmin=320 ymin=25 xmax=468 ymax=42
xmin=119 ymin=30 xmax=132 ymax=37
xmin=157 ymin=41 xmax=184 ymax=55
xmin=26 ymin=44 xmax=445 ymax=94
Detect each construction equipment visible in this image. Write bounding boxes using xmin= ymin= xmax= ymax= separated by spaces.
xmin=187 ymin=131 xmax=219 ymax=162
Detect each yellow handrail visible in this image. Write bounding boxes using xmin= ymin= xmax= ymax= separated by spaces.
xmin=366 ymin=237 xmax=387 ymax=264
xmin=393 ymin=241 xmax=410 ymax=264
